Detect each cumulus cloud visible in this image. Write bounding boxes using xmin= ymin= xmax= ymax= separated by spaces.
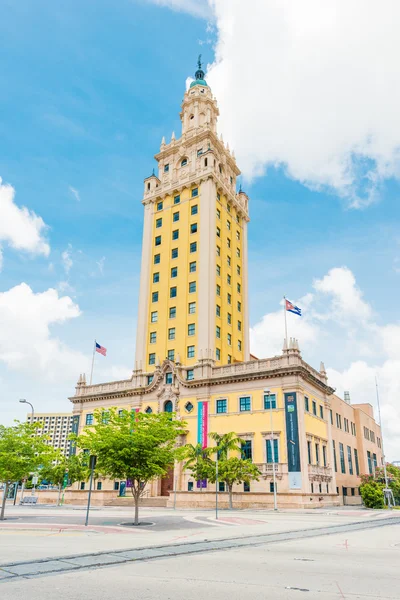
xmin=197 ymin=0 xmax=400 ymax=207
xmin=145 ymin=0 xmax=211 ymax=18
xmin=0 ymin=177 xmax=50 ymax=265
xmin=0 ymin=283 xmax=85 ymax=380
xmin=250 ymin=266 xmax=400 ymax=460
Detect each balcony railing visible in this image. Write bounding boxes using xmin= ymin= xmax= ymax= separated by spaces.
xmin=255 ymin=463 xmax=288 ymax=479
xmin=307 ymin=464 xmax=332 ymax=480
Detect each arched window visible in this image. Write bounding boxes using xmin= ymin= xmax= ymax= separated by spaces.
xmin=181 ymin=158 xmax=188 ymax=167
xmin=204 ymin=158 xmax=208 ymax=167
xmin=164 ymin=400 xmax=173 ymax=413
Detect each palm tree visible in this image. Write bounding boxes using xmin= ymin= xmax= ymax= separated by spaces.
xmin=209 ymin=432 xmax=243 ymax=460
xmin=178 ymin=443 xmax=213 ymax=491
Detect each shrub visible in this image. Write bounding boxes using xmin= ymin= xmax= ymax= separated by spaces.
xmin=360 ymin=481 xmax=384 ymax=509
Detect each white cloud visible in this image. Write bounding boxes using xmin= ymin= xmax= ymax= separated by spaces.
xmin=204 ymin=0 xmax=400 ymax=207
xmin=0 ymin=177 xmax=50 ymax=265
xmin=61 ymin=244 xmax=73 ymax=274
xmin=69 ymin=186 xmax=80 ymax=202
xmin=313 ymin=267 xmax=372 ymax=322
xmin=0 ymin=283 xmax=85 ymax=380
xmin=144 ymin=0 xmax=211 ymax=18
xmin=250 ymin=266 xmax=400 ymax=460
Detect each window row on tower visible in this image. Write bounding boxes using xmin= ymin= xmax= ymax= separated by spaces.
xmin=149 ymin=345 xmax=195 ymax=365
xmin=151 ymin=282 xmax=197 ymax=303
xmin=155 ymin=189 xmax=199 ymax=213
xmin=153 ymin=241 xmax=197 ymax=265
xmin=150 ymin=301 xmax=197 ymax=325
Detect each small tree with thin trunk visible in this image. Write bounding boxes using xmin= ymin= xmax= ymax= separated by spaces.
xmin=73 ymin=408 xmax=186 ymax=525
xmin=208 ymin=457 xmax=261 ymax=509
xmin=39 ymin=454 xmax=87 ymax=505
xmin=0 ymin=421 xmax=55 ymax=520
xmin=207 ymin=432 xmax=260 ymax=509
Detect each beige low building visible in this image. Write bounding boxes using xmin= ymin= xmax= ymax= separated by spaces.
xmin=329 ymin=394 xmax=383 ymax=504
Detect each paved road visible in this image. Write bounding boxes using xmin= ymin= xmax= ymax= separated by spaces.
xmin=1 ymin=521 xmax=400 ymax=598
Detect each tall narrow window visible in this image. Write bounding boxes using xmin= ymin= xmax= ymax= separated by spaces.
xmin=347 ymin=446 xmax=353 ymax=475
xmin=332 ymin=440 xmax=338 ymax=472
xmin=339 ymin=442 xmax=346 ymax=474
xmin=267 ymin=439 xmax=279 ymax=463
xmin=354 ymin=448 xmax=360 ymax=476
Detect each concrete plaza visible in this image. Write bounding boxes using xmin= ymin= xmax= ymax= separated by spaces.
xmin=0 ymin=504 xmax=399 ymax=598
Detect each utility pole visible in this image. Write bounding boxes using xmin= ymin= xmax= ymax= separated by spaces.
xmin=375 ymin=377 xmax=395 ymax=508
xmin=85 ymin=455 xmax=97 ymax=526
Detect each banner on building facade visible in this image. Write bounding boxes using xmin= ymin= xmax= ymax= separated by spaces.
xmin=197 ymin=401 xmax=209 ymax=449
xmin=197 ymin=401 xmax=209 ymax=489
xmin=284 ymin=392 xmax=302 ymax=489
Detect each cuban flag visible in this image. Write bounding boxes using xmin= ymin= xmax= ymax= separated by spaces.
xmin=285 ymin=299 xmax=302 ymax=316
xmin=95 ymin=342 xmax=107 ymax=356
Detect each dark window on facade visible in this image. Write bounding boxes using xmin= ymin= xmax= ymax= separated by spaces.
xmin=266 ymin=439 xmax=279 ymax=463
xmin=164 ymin=401 xmax=173 ymax=413
xmin=241 ymin=440 xmax=252 ymax=460
xmin=354 ymin=448 xmax=360 ymax=476
xmin=264 ymin=394 xmax=277 ymax=409
xmin=333 ymin=440 xmax=338 ymax=472
xmin=239 ymin=396 xmax=251 ymax=412
xmin=216 ymin=399 xmax=227 ymax=413
xmin=339 ymin=442 xmax=346 ymax=473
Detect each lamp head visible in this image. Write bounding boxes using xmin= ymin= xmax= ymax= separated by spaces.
xmin=19 ymin=399 xmax=27 ymax=404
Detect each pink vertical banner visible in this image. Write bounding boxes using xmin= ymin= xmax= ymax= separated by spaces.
xmin=202 ymin=401 xmax=208 ymax=449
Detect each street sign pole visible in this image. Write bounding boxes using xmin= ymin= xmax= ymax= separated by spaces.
xmin=85 ymin=456 xmax=96 ymax=527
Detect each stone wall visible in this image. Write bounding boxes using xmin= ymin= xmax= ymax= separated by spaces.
xmin=166 ymin=491 xmax=341 ymax=510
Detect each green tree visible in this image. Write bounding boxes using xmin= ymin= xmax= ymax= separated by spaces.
xmin=40 ymin=454 xmax=87 ymax=505
xmin=0 ymin=421 xmax=55 ymax=520
xmin=73 ymin=408 xmax=186 ymax=525
xmin=208 ymin=457 xmax=261 ymax=509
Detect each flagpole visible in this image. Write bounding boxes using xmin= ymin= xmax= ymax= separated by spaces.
xmin=90 ymin=340 xmax=96 ymax=385
xmin=283 ymin=296 xmax=288 ymax=345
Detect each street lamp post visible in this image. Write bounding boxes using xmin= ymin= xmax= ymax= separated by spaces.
xmin=19 ymin=399 xmax=34 ymax=420
xmin=265 ymin=389 xmax=278 ymax=511
xmin=375 ymin=377 xmax=395 ymax=508
xmin=18 ymin=399 xmax=35 ymax=501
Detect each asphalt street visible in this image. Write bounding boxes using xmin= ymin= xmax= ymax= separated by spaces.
xmin=2 ymin=523 xmax=400 ymax=599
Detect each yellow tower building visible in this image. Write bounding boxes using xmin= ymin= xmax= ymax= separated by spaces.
xmin=69 ymin=62 xmax=383 ymax=509
xmin=135 ymin=60 xmax=250 ymax=372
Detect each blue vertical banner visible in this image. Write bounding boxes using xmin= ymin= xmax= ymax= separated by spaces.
xmin=196 ymin=401 xmax=209 ymax=489
xmin=284 ymin=392 xmax=302 ymax=489
xmin=69 ymin=415 xmax=80 ymax=456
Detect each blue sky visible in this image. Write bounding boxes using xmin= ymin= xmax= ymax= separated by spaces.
xmin=0 ymin=1 xmax=399 ymax=456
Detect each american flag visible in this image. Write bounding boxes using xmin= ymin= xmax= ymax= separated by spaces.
xmin=95 ymin=342 xmax=107 ymax=356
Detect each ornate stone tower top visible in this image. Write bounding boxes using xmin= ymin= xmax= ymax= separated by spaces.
xmin=180 ymin=57 xmax=219 ymax=135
